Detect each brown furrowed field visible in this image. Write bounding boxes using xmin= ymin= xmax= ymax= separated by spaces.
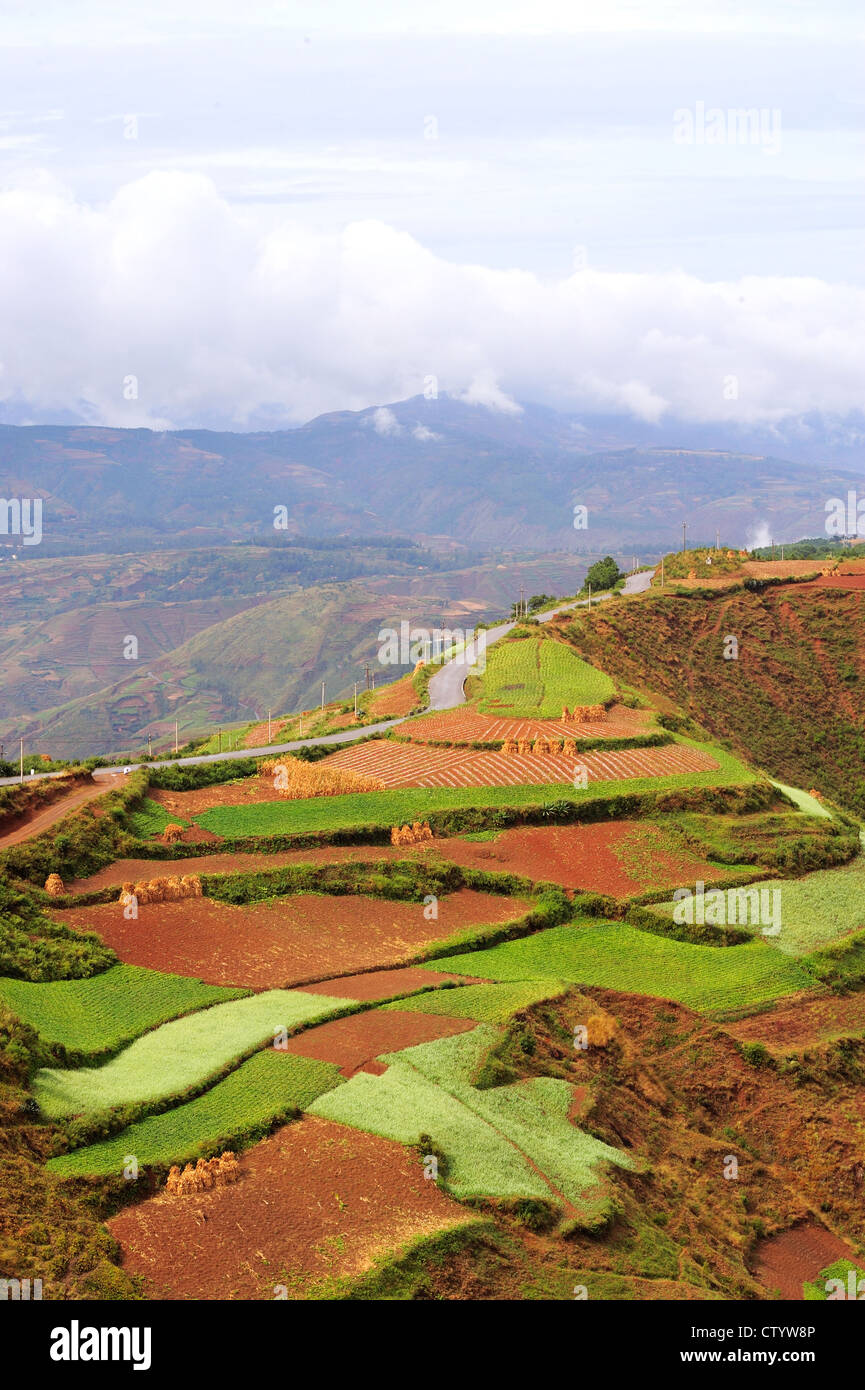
xmin=107 ymin=1115 xmax=471 ymax=1300
xmin=403 ymin=705 xmax=652 ymax=744
xmin=58 ymin=887 xmax=528 ymax=987
xmin=282 ymin=1008 xmax=478 ymax=1076
xmin=726 ymin=991 xmax=865 ymax=1053
xmin=324 ymin=738 xmax=719 ymax=789
xmin=424 ymin=820 xmax=730 ymax=896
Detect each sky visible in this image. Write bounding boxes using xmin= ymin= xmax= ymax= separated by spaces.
xmin=0 ymin=0 xmax=861 ymax=429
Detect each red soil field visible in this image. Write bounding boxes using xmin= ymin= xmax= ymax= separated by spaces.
xmin=242 ymin=717 xmax=289 ymax=748
xmin=403 ymin=704 xmax=651 ymax=744
xmin=325 ymin=738 xmax=719 ymax=790
xmin=108 ymin=1115 xmax=470 ymax=1299
xmin=428 ymin=820 xmax=728 ymax=896
xmin=727 ymin=991 xmax=865 ymax=1053
xmin=296 ymin=965 xmax=482 ymax=1000
xmin=151 ymin=777 xmax=297 ymax=818
xmin=752 ymin=1223 xmax=855 ymax=1299
xmin=367 ymin=675 xmax=419 ymax=717
xmin=58 ymin=887 xmax=528 ymax=988
xmin=282 ymin=1008 xmax=477 ymax=1076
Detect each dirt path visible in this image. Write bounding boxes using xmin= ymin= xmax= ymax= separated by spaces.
xmin=0 ymin=774 xmax=124 ymax=847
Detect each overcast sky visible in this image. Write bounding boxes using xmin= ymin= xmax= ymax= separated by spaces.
xmin=0 ymin=0 xmax=861 ymax=429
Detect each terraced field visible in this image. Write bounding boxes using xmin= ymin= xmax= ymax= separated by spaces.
xmin=48 ymin=1051 xmax=343 ymax=1177
xmin=35 ymin=988 xmax=348 ymax=1117
xmin=433 ymin=921 xmax=815 ymax=1017
xmin=0 ymin=964 xmax=243 ymax=1056
xmin=193 ymin=744 xmax=753 ymax=837
xmin=403 ymin=706 xmax=652 ymax=744
xmin=309 ymin=1025 xmax=632 ymax=1211
xmin=318 ymin=738 xmax=720 ymax=790
xmin=476 ymin=637 xmax=616 ymax=717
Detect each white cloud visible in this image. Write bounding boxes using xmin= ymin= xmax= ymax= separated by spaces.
xmin=412 ymin=424 xmax=442 ymax=441
xmin=0 ymin=172 xmax=862 ymax=430
xmin=371 ymin=406 xmax=401 ymax=436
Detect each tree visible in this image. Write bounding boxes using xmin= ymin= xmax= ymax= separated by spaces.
xmin=584 ymin=557 xmax=622 ymax=592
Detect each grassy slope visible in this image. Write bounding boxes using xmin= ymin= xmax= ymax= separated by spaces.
xmin=564 ymin=585 xmax=865 ymax=814
xmin=47 ymin=1051 xmax=342 ymax=1177
xmin=0 ymin=964 xmax=243 ymax=1056
xmin=35 ymin=989 xmax=347 ymax=1116
xmin=434 ymin=921 xmax=814 ymax=1018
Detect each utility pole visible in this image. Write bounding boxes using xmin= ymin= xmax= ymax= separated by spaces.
xmin=519 ymin=582 xmax=525 ymax=619
xmin=299 ymin=710 xmax=303 ymax=737
xmin=364 ymin=663 xmax=371 ymax=692
xmin=354 ymin=682 xmax=358 ymax=716
xmin=715 ymin=527 xmax=720 ymax=550
xmin=587 ymin=582 xmax=592 ymax=608
xmin=174 ymin=721 xmax=179 ymax=754
xmin=320 ymin=681 xmax=326 ymax=711
xmin=217 ymin=727 xmax=222 ymax=753
xmin=267 ymin=708 xmax=272 ymax=743
xmin=371 ymin=672 xmax=376 ymax=690
xmin=772 ymin=540 xmax=776 ymax=561
xmin=682 ymin=521 xmax=687 ymax=554
xmin=20 ymin=738 xmax=23 ymax=783
xmin=147 ymin=733 xmax=152 ymax=759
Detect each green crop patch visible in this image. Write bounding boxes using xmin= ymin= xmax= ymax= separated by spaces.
xmin=309 ymin=1024 xmax=631 ymax=1212
xmin=384 ymin=980 xmax=566 ymax=1023
xmin=475 ymin=636 xmax=615 ymax=717
xmin=47 ymin=1051 xmax=342 ymax=1178
xmin=125 ymin=797 xmax=186 ymax=838
xmin=433 ymin=921 xmax=814 ymax=1018
xmin=648 ymin=856 xmax=865 ymax=957
xmin=0 ymin=964 xmax=243 ymax=1057
xmin=35 ymin=988 xmax=348 ymax=1117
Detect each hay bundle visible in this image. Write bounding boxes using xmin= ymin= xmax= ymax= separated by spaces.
xmin=502 ymin=737 xmax=517 ymax=755
xmin=517 ymin=739 xmax=532 ymax=755
xmin=117 ymin=883 xmax=137 ymax=908
xmin=562 ymin=706 xmax=570 ymax=723
xmin=391 ymin=822 xmax=432 ymax=846
xmin=562 ymin=739 xmax=577 ymax=757
xmin=266 ymin=755 xmax=385 ymax=800
xmin=181 ymin=874 xmax=203 ymax=897
xmin=547 ymin=738 xmax=562 ymax=755
xmin=44 ymin=873 xmax=65 ymax=897
xmin=533 ymin=736 xmax=550 ymax=756
xmin=162 ymin=822 xmax=185 ymax=844
xmin=195 ymin=1157 xmax=215 ymax=1190
xmin=132 ymin=879 xmax=151 ymax=904
xmin=165 ymin=1165 xmax=182 ymax=1195
xmin=217 ymin=1150 xmax=240 ymax=1184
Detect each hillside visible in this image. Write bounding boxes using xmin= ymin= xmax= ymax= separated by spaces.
xmin=2 ymin=397 xmax=862 ymax=556
xmin=561 ymin=575 xmax=865 ymax=814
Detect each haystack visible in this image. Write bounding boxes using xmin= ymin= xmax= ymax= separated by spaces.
xmin=517 ymin=739 xmax=532 ymax=756
xmin=562 ymin=739 xmax=577 ymax=757
xmin=502 ymin=737 xmax=517 ymax=754
xmin=44 ymin=873 xmax=65 ymax=897
xmin=533 ymin=736 xmax=550 ymax=756
xmin=162 ymin=823 xmax=185 ymax=844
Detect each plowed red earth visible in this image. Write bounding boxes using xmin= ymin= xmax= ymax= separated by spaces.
xmin=70 ymin=844 xmax=415 ymax=893
xmin=150 ymin=777 xmax=298 ymax=817
xmin=296 ymin=965 xmax=483 ymax=1000
xmin=58 ymin=887 xmax=527 ymax=988
xmin=282 ymin=1008 xmax=477 ymax=1076
xmin=403 ymin=704 xmax=651 ymax=744
xmin=325 ymin=738 xmax=719 ymax=790
xmin=107 ymin=1116 xmax=469 ymax=1300
xmin=425 ymin=820 xmax=728 ymax=895
xmin=727 ymin=992 xmax=865 ymax=1053
xmin=752 ymin=1223 xmax=855 ymax=1299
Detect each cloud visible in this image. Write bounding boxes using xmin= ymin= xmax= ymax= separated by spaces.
xmin=371 ymin=406 xmax=401 ymax=436
xmin=412 ymin=424 xmax=441 ymax=441
xmin=0 ymin=172 xmax=862 ymax=430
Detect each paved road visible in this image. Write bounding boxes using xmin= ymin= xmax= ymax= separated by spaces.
xmin=1 ymin=571 xmax=656 ymax=789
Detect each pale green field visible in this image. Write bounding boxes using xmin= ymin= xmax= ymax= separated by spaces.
xmin=35 ymin=988 xmax=347 ymax=1117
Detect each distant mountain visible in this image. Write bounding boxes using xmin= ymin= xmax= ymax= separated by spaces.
xmin=1 ymin=398 xmax=861 ymax=556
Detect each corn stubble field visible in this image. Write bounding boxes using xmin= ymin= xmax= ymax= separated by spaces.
xmin=5 ymin=564 xmax=865 ymax=1303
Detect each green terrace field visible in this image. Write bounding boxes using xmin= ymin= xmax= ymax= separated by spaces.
xmin=0 ymin=964 xmax=244 ymax=1057
xmin=35 ymin=988 xmax=348 ymax=1117
xmin=647 ymin=855 xmax=865 ymax=957
xmin=193 ymin=742 xmax=757 ymax=838
xmin=47 ymin=1051 xmax=342 ymax=1177
xmin=475 ymin=635 xmax=616 ymax=716
xmin=309 ymin=1024 xmax=633 ymax=1211
xmin=383 ymin=979 xmax=567 ymax=1023
xmin=432 ymin=921 xmax=815 ymax=1018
